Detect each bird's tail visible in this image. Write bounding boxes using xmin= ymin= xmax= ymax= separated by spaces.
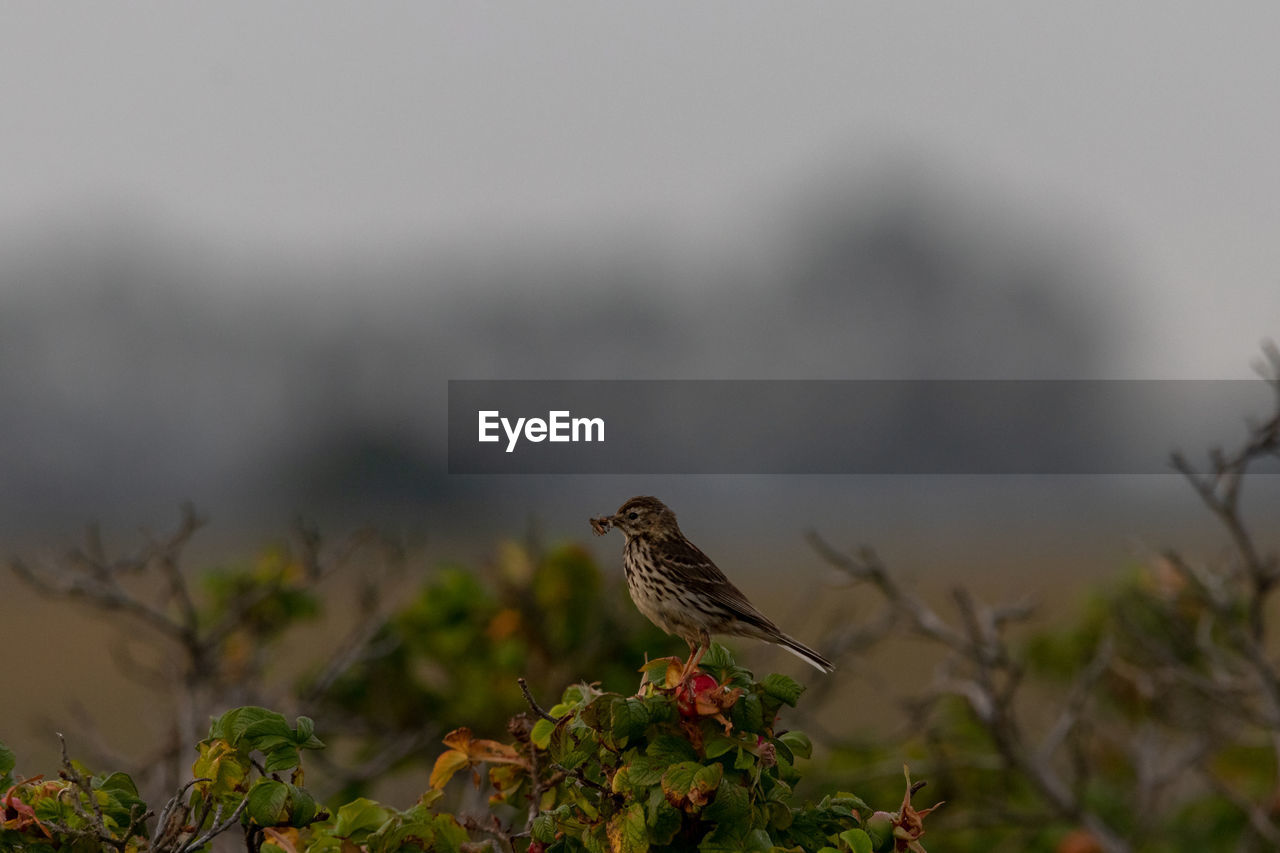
xmin=774 ymin=634 xmax=834 ymax=673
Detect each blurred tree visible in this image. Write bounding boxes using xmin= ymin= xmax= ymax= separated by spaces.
xmin=9 ymin=517 xmax=668 ymax=807
xmin=805 ymin=346 xmax=1280 ymax=852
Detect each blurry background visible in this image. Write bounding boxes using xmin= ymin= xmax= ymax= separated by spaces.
xmin=3 ymin=2 xmax=1280 ymax=832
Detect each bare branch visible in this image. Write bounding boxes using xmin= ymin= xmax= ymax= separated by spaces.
xmin=179 ymin=796 xmax=250 ymax=853
xmin=518 ymin=677 xmax=564 ymax=724
xmin=1036 ymin=636 xmax=1112 ymax=767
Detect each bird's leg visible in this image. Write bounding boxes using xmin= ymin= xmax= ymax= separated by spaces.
xmin=689 ymin=629 xmax=710 ymax=673
xmin=678 ymin=630 xmax=711 ymax=687
xmin=677 ymin=638 xmax=698 ymax=683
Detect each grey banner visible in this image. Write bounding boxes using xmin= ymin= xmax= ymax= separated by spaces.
xmin=447 ymin=380 xmax=1276 ymax=474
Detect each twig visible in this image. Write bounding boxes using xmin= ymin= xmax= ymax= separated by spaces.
xmin=1037 ymin=637 xmax=1112 ymax=766
xmin=458 ymin=814 xmax=516 ymax=853
xmin=58 ymin=733 xmax=110 ymax=837
xmin=517 ymin=678 xmax=564 ymax=724
xmin=152 ymin=778 xmax=208 ymax=850
xmin=179 ymin=796 xmax=250 ymax=853
xmin=807 ymin=535 xmax=1130 ymax=852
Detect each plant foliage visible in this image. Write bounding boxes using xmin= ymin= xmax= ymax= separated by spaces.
xmin=0 ymin=647 xmax=926 ymax=852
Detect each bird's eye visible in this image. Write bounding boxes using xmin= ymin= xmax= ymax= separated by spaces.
xmin=628 ymin=512 xmax=639 ymax=520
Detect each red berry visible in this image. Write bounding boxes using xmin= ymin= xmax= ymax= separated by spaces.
xmin=676 ymin=673 xmax=720 ymax=716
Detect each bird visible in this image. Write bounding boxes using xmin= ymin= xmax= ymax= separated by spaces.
xmin=590 ymin=495 xmax=833 ymax=678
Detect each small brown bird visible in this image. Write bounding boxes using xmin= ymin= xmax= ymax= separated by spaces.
xmin=591 ymin=496 xmax=833 ymax=676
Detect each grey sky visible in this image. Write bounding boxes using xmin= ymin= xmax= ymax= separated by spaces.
xmin=4 ymin=4 xmax=1279 ymax=376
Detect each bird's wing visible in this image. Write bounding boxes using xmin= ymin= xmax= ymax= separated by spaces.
xmin=655 ymin=536 xmax=779 ymax=632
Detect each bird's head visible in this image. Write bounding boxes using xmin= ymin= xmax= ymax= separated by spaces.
xmin=591 ymin=495 xmax=679 ymax=539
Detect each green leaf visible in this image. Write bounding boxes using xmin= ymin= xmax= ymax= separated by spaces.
xmin=611 ymin=698 xmax=651 ymax=745
xmin=831 ymin=793 xmax=872 ymax=813
xmin=771 ymin=737 xmax=795 ymax=766
xmin=549 ymin=720 xmax=594 ymax=770
xmin=693 ymin=763 xmax=724 ymax=795
xmin=570 ymin=782 xmax=602 ymax=820
xmin=703 ymin=735 xmax=739 ymax=759
xmin=305 ymin=836 xmax=345 ymax=853
xmin=531 ymin=811 xmax=559 ymax=843
xmin=777 ymin=749 xmax=801 ymax=785
xmin=427 ymin=813 xmax=470 ymax=853
xmin=547 ymin=718 xmax=573 ymax=762
xmin=96 ymin=771 xmax=139 ymax=797
xmin=582 ymin=822 xmax=609 ymax=853
xmin=373 ymin=818 xmax=438 ymax=853
xmin=662 ymin=762 xmax=723 ymax=809
xmin=606 ymin=802 xmax=648 ymax=853
xmin=730 ymin=692 xmax=765 ymax=733
xmin=765 ymin=777 xmax=793 ymax=803
xmin=621 ymin=755 xmax=667 ymax=788
xmin=780 ymin=807 xmax=829 ymax=850
xmin=212 ymin=706 xmax=286 ymax=744
xmin=760 ymin=674 xmax=805 ymax=707
xmin=698 ymin=823 xmax=743 ymax=853
xmin=639 ymin=656 xmax=676 ymax=683
xmin=93 ymin=771 xmax=147 ymax=831
xmin=263 ymin=744 xmax=301 ymax=773
xmin=743 ymin=828 xmax=774 ymax=852
xmin=287 ymin=784 xmax=318 ymax=827
xmin=703 ymin=779 xmax=750 ymax=827
xmin=839 ymin=828 xmax=874 ymax=853
xmin=243 ymin=716 xmax=295 ymax=752
xmin=362 ymin=803 xmax=464 ymax=853
xmin=662 ymin=762 xmax=700 ymax=800
xmin=192 ymin=738 xmax=250 ymax=798
xmin=246 ymin=779 xmax=289 ymax=826
xmin=766 ymin=800 xmax=794 ymax=831
xmin=530 ymin=717 xmax=556 ymax=749
xmin=779 ymin=730 xmax=812 ymax=760
xmin=294 ymin=716 xmax=325 ymax=749
xmin=645 ymin=734 xmax=699 ymax=765
xmin=646 ymin=790 xmax=682 ymax=845
xmin=577 ymin=692 xmax=616 ymax=730
xmin=699 ymin=643 xmax=736 ymax=670
xmin=334 ymin=797 xmax=394 ymax=841
xmin=642 ymin=694 xmax=677 ymax=724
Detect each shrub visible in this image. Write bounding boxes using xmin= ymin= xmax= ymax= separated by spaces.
xmin=0 ymin=648 xmax=932 ymax=852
